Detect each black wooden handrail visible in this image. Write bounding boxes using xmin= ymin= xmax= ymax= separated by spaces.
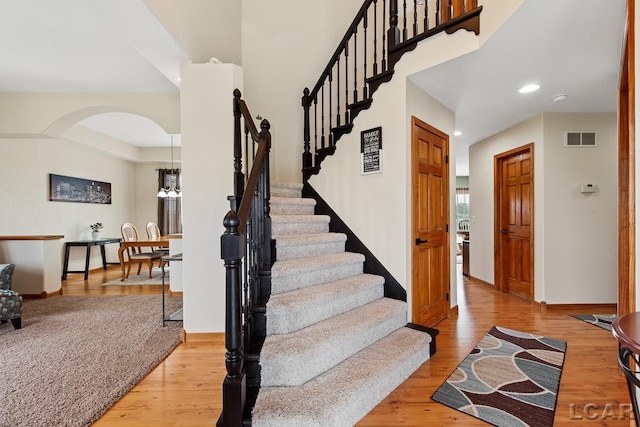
xmin=308 ymin=0 xmax=375 ymax=99
xmin=220 ymin=89 xmax=272 ymax=426
xmin=301 ymin=0 xmax=481 ymax=181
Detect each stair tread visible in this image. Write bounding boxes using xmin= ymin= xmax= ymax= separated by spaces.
xmin=260 ymin=298 xmax=407 ymax=386
xmin=253 ymin=327 xmax=431 ymax=427
xmin=267 ymin=273 xmax=384 ymax=334
xmin=272 ymin=252 xmax=364 ymax=277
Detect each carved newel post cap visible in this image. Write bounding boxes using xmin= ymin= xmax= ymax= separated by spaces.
xmin=223 ymin=210 xmax=240 ymax=231
xmin=233 ymin=88 xmax=242 ymax=99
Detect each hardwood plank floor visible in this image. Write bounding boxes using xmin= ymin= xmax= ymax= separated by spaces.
xmin=63 ymin=265 xmax=631 ymax=426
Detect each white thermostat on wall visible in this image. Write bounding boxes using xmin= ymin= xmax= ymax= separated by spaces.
xmin=580 ymin=183 xmax=597 ymax=193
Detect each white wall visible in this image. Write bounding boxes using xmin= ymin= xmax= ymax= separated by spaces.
xmin=469 ymin=112 xmax=617 ymax=304
xmin=180 ymin=62 xmax=242 ymax=333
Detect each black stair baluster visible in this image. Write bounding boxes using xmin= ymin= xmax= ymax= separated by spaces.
xmin=353 ymin=26 xmax=358 ymax=104
xmin=436 ymin=0 xmax=441 ymax=26
xmin=363 ymin=10 xmax=369 ymax=98
xmin=344 ymin=44 xmax=349 ymax=124
xmin=313 ymin=95 xmax=318 ymax=163
xmin=413 ymin=0 xmax=418 ymax=37
xmin=373 ymin=0 xmax=378 ymax=75
xmin=336 ymin=55 xmax=341 ymax=127
xmin=402 ymin=0 xmax=407 ymax=41
xmin=425 ymin=0 xmax=429 ymax=31
xmin=382 ymin=0 xmax=387 ymax=72
xmin=329 ymin=71 xmax=334 ymax=146
xmin=321 ymin=83 xmax=326 ymax=149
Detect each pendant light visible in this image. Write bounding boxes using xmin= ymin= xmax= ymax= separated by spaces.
xmin=157 ymin=135 xmax=182 ymax=198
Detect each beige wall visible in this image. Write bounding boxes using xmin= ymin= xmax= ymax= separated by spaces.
xmin=469 ymin=112 xmax=617 ymax=305
xmin=0 ymin=137 xmax=137 ymax=271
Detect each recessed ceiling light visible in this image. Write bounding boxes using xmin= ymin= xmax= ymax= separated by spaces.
xmin=552 ymin=94 xmax=568 ymax=102
xmin=454 ymin=131 xmax=462 ymax=136
xmin=518 ymin=84 xmax=540 ymax=94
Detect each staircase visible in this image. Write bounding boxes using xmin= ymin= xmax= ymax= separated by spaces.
xmin=251 ymin=183 xmax=432 ymax=426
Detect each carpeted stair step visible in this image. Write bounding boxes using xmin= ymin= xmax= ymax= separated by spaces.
xmin=266 ymin=273 xmax=385 ymax=335
xmin=271 ymin=252 xmax=364 ymax=295
xmin=270 ymin=196 xmax=316 ymax=215
xmin=271 ymin=182 xmax=303 ymax=198
xmin=275 ymin=232 xmax=347 ymax=261
xmin=260 ymin=298 xmax=407 ymax=387
xmin=271 ymin=214 xmax=330 ymax=237
xmin=252 ymin=327 xmax=431 ymax=427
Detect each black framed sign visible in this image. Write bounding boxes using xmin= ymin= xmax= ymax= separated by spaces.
xmin=361 ymin=127 xmax=382 ymax=175
xmin=49 ymin=174 xmax=112 ymax=204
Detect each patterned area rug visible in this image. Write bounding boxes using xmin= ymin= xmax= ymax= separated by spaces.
xmin=432 ymin=326 xmax=567 ymax=427
xmin=570 ymin=314 xmax=616 ymax=332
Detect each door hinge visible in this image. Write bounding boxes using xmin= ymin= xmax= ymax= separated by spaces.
xmin=445 ymin=155 xmax=449 ymax=164
xmin=446 ymin=292 xmax=449 ymax=302
xmin=446 ymin=224 xmax=449 ymax=232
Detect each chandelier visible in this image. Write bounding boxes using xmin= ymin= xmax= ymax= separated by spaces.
xmin=157 ymin=135 xmax=182 ymax=198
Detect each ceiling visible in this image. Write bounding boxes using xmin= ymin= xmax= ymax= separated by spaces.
xmin=0 ymin=0 xmax=627 ymax=166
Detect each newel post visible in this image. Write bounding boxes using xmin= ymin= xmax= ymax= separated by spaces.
xmin=302 ymin=87 xmax=312 ymax=171
xmin=233 ymin=89 xmax=245 ymax=211
xmin=260 ymin=119 xmax=273 ymax=269
xmin=220 ymin=210 xmax=246 ymax=426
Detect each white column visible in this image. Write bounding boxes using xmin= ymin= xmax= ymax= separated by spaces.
xmin=180 ymin=62 xmax=243 ymax=333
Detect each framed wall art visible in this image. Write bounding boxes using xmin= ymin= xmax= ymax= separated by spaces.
xmin=361 ymin=127 xmax=382 ymax=175
xmin=49 ymin=174 xmax=112 ymax=204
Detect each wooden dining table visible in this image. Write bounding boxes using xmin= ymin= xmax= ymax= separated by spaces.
xmin=117 ymin=237 xmax=170 ymax=281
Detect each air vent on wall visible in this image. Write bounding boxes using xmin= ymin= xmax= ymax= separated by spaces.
xmin=565 ymin=131 xmax=597 ymax=147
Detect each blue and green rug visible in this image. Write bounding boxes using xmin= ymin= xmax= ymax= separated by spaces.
xmin=432 ymin=326 xmax=566 ymax=427
xmin=570 ymin=314 xmax=616 ymax=332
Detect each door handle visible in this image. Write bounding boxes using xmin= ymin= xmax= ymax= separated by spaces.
xmin=415 ymin=238 xmax=428 ymax=245
xmin=501 ymin=229 xmax=507 ymax=234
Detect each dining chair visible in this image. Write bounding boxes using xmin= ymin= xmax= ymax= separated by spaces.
xmin=120 ymin=223 xmax=163 ymax=278
xmin=146 ymin=222 xmax=169 ymax=256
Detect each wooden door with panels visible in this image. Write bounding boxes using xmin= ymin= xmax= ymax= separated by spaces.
xmin=495 ymin=144 xmax=534 ymax=301
xmin=411 ymin=116 xmax=450 ymax=328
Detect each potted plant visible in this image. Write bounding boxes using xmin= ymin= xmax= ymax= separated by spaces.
xmin=90 ymin=222 xmax=104 ymax=240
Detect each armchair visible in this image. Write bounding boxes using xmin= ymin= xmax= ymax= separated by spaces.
xmin=0 ymin=264 xmax=22 ymax=329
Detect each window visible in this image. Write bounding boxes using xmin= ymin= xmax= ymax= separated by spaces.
xmin=456 ymin=187 xmax=470 ymax=226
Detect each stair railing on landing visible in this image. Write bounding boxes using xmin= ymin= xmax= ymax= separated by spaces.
xmin=301 ymin=0 xmax=482 ymax=181
xmin=219 ymin=89 xmax=272 ymax=426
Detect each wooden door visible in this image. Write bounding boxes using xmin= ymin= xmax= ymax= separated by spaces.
xmin=495 ymin=144 xmax=534 ymax=301
xmin=411 ymin=117 xmax=449 ymax=327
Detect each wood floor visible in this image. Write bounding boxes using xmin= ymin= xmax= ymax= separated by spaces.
xmin=62 ymin=265 xmax=631 ymax=426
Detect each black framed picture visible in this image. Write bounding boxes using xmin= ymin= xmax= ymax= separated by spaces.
xmin=361 ymin=127 xmax=382 ymax=175
xmin=49 ymin=174 xmax=112 ymax=204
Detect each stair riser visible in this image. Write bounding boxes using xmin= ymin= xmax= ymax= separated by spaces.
xmin=271 ymin=187 xmax=302 ymax=198
xmin=267 ymin=281 xmax=384 ymax=335
xmin=271 ymin=262 xmax=363 ymax=295
xmin=272 ymin=222 xmax=329 ymax=237
xmin=270 ymin=204 xmax=315 ymax=216
xmin=275 ymin=241 xmax=345 ymax=261
xmin=260 ymin=304 xmax=408 ymax=387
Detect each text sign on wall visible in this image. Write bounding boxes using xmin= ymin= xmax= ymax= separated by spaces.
xmin=361 ymin=127 xmax=382 ymax=175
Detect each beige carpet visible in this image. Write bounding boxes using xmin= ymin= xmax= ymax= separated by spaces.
xmin=0 ymin=295 xmax=182 ymax=426
xmin=102 ymin=268 xmax=168 ymax=285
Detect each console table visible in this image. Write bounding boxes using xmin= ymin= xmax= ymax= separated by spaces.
xmin=62 ymin=238 xmax=122 ymax=280
xmin=162 ymin=253 xmax=183 ymax=326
